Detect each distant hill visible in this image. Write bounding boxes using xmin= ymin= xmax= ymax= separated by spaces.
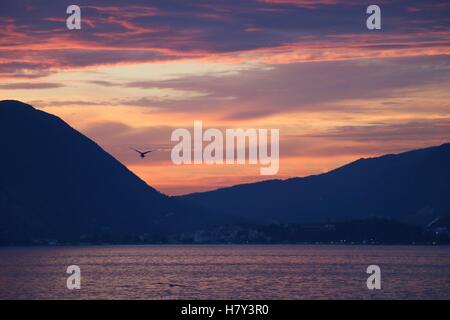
xmin=1 ymin=100 xmax=449 ymax=245
xmin=0 ymin=100 xmax=225 ymax=244
xmin=179 ymin=143 xmax=450 ymax=226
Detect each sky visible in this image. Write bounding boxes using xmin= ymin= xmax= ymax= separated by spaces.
xmin=1 ymin=0 xmax=449 ymax=195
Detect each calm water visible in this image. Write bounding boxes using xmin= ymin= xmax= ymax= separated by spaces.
xmin=0 ymin=245 xmax=449 ymax=300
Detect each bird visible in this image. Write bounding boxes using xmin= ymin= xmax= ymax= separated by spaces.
xmin=130 ymin=147 xmax=153 ymax=158
xmin=155 ymin=282 xmax=188 ymax=288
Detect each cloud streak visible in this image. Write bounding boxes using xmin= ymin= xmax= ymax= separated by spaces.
xmin=0 ymin=82 xmax=64 ymax=89
xmin=1 ymin=0 xmax=449 ymax=75
xmin=104 ymin=55 xmax=450 ymax=119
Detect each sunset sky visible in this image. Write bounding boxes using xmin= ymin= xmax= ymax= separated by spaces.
xmin=1 ymin=0 xmax=449 ymax=195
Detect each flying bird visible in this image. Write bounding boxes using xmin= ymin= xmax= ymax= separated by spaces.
xmin=130 ymin=147 xmax=153 ymax=158
xmin=155 ymin=282 xmax=189 ymax=288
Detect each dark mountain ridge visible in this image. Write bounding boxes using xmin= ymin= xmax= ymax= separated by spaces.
xmin=179 ymin=142 xmax=450 ymax=226
xmin=0 ymin=100 xmax=222 ymax=243
xmin=1 ymin=100 xmax=449 ymax=245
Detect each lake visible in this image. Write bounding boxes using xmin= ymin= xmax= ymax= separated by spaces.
xmin=0 ymin=245 xmax=449 ymax=299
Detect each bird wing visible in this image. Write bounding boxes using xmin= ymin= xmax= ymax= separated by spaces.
xmin=142 ymin=150 xmax=153 ymax=155
xmin=130 ymin=147 xmax=142 ymax=154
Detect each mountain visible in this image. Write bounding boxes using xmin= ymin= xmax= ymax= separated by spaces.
xmin=179 ymin=143 xmax=450 ymax=226
xmin=0 ymin=100 xmax=222 ymax=244
xmin=1 ymin=100 xmax=449 ymax=245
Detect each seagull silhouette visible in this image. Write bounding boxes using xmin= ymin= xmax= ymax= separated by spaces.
xmin=155 ymin=282 xmax=189 ymax=288
xmin=130 ymin=147 xmax=153 ymax=158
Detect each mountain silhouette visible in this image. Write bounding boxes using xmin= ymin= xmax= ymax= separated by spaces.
xmin=179 ymin=143 xmax=450 ymax=226
xmin=0 ymin=100 xmax=223 ymax=243
xmin=1 ymin=100 xmax=449 ymax=244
